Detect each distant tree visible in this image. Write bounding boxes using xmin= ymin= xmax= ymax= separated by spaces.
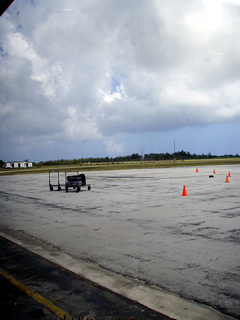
xmin=0 ymin=160 xmax=5 ymax=167
xmin=131 ymin=153 xmax=141 ymax=160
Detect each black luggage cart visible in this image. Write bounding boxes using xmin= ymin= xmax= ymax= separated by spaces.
xmin=49 ymin=171 xmax=62 ymax=191
xmin=65 ymin=172 xmax=91 ymax=192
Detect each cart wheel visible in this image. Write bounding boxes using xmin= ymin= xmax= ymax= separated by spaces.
xmin=77 ymin=187 xmax=80 ymax=192
xmin=50 ymin=186 xmax=53 ymax=191
xmin=66 ymin=187 xmax=68 ymax=193
xmin=88 ymin=186 xmax=91 ymax=191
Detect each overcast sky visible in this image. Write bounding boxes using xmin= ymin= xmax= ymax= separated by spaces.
xmin=1 ymin=0 xmax=240 ymax=162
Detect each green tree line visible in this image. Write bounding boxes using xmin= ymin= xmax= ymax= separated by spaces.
xmin=36 ymin=150 xmax=239 ymax=166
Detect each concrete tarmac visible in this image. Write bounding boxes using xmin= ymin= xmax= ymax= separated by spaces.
xmin=0 ymin=166 xmax=239 ymax=319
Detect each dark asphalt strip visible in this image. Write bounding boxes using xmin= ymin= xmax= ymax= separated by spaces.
xmin=0 ymin=274 xmax=61 ymax=320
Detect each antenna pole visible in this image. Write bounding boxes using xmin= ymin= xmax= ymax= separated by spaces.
xmin=174 ymin=139 xmax=176 ymax=161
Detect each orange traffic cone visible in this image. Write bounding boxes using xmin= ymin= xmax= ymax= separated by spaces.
xmin=226 ymin=176 xmax=229 ymax=183
xmin=196 ymin=168 xmax=199 ymax=173
xmin=213 ymin=169 xmax=216 ymax=174
xmin=228 ymin=171 xmax=231 ymax=177
xmin=182 ymin=185 xmax=188 ymax=196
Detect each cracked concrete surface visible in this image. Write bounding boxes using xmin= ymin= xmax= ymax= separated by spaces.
xmin=0 ymin=165 xmax=239 ymax=319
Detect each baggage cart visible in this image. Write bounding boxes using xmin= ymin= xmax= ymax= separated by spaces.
xmin=65 ymin=172 xmax=91 ymax=192
xmin=49 ymin=171 xmax=62 ymax=191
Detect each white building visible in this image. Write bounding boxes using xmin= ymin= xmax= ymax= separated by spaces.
xmin=5 ymin=161 xmax=33 ymax=169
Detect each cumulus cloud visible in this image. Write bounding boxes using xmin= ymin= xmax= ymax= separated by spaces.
xmin=105 ymin=138 xmax=125 ymax=154
xmin=1 ymin=0 xmax=240 ymax=159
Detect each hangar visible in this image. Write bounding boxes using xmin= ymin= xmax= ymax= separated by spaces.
xmin=5 ymin=161 xmax=33 ymax=169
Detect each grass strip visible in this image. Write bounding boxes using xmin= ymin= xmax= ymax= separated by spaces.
xmin=0 ymin=158 xmax=240 ymax=175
